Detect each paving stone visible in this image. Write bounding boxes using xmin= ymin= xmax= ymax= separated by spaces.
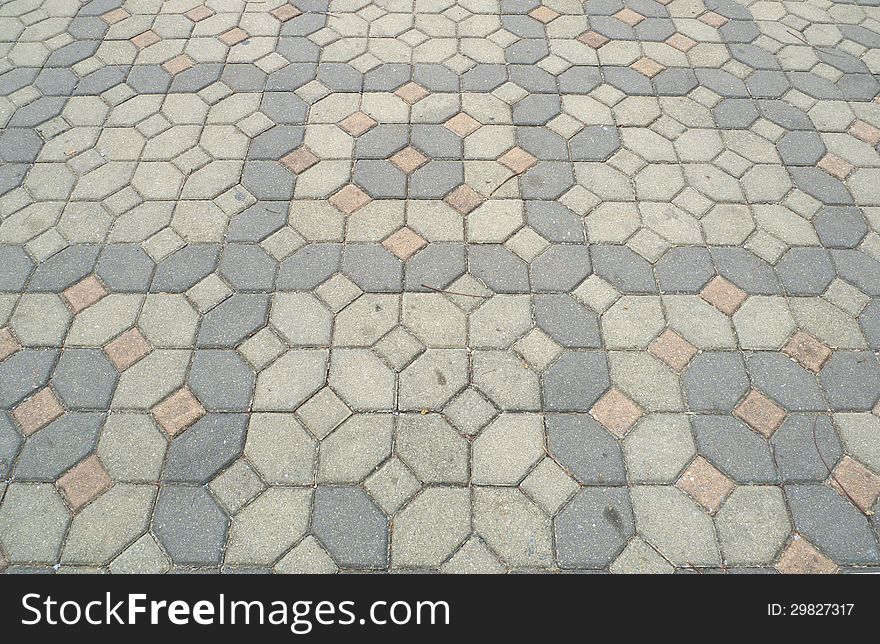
xmin=441 ymin=536 xmax=506 ymax=574
xmin=835 ymin=413 xmax=880 ymax=475
xmin=245 ymin=413 xmax=316 ymax=484
xmin=253 ymin=349 xmax=328 ymax=411
xmin=62 ymin=483 xmax=155 ymax=565
xmin=601 ymin=296 xmax=665 ymax=349
xmin=543 ymin=351 xmax=610 ymax=412
xmin=364 ymin=456 xmax=421 ymax=516
xmin=520 ymin=456 xmax=578 ymax=516
xmin=15 ymin=412 xmax=103 ymax=481
xmin=97 ymin=413 xmax=166 ymax=482
xmin=820 ymin=351 xmax=880 ymax=411
xmin=473 ymin=413 xmax=543 ymax=485
xmin=52 ymin=349 xmax=118 ymax=410
xmin=777 ymin=247 xmax=836 ymax=296
xmin=392 ymin=487 xmax=470 ymax=569
xmin=399 ymin=349 xmax=468 ymax=411
xmin=469 ymin=294 xmax=532 ymax=349
xmin=0 ymin=483 xmax=70 ymax=564
xmin=746 ymin=352 xmax=826 ymax=412
xmin=275 ymin=536 xmax=337 ymax=575
xmin=312 ymin=486 xmax=388 ymax=569
xmin=0 ymin=413 xmax=21 ymax=479
xmin=590 ymin=246 xmax=657 ymax=295
xmin=776 ymin=537 xmax=838 ymax=574
xmin=153 ymin=485 xmax=228 ymax=565
xmin=623 ymin=414 xmax=695 ymax=484
xmin=163 ymin=413 xmax=247 ymax=484
xmin=12 ymin=386 xmax=65 ymax=436
xmin=590 ymin=387 xmax=644 ymax=437
xmin=786 ymin=484 xmax=880 ymax=565
xmin=692 ymin=415 xmax=778 ymax=484
xmin=225 ymin=487 xmax=311 ymax=565
xmin=396 ymin=414 xmax=468 ymax=484
xmin=831 ymin=456 xmax=880 ymax=513
xmin=0 ymin=0 xmax=878 ymax=573
xmin=110 ymin=533 xmax=170 ymax=574
xmin=318 ymin=414 xmax=393 ymax=484
xmin=676 ymin=455 xmax=735 ymax=515
xmin=329 ymin=349 xmax=395 ymax=411
xmin=772 ymin=414 xmax=843 ymax=483
xmin=555 ymin=487 xmax=634 ymax=569
xmin=196 ymin=293 xmax=270 ymax=348
xmin=442 ymin=388 xmax=497 ymax=436
xmin=734 ymin=389 xmax=787 ymax=439
xmin=630 ymin=486 xmax=721 ymax=567
xmin=474 ymin=487 xmax=553 ymax=569
xmin=209 ymin=459 xmax=266 ymax=515
xmin=610 ymin=537 xmax=674 ymax=574
xmin=783 ymin=331 xmax=832 ymax=374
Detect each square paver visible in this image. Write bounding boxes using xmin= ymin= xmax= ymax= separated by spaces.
xmin=13 ymin=388 xmax=65 ymax=436
xmin=57 ymin=455 xmax=112 ymax=512
xmin=152 ymin=388 xmax=206 ymax=438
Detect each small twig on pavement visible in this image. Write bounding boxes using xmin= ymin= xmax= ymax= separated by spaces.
xmin=421 ymin=284 xmax=489 ymax=298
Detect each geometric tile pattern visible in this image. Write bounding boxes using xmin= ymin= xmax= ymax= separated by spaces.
xmin=1 ymin=0 xmax=879 ymax=574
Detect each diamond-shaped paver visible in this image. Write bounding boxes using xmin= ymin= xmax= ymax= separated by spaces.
xmin=498 ymin=147 xmax=537 ymax=174
xmin=577 ymin=31 xmax=609 ymax=49
xmin=776 ymin=537 xmax=838 ymax=574
xmin=329 ymin=185 xmax=372 ymax=214
xmin=219 ymin=28 xmax=249 ymax=46
xmin=849 ymin=120 xmax=880 ymax=145
xmin=648 ymin=329 xmax=697 ymax=372
xmin=339 ymin=112 xmax=378 ymax=137
xmin=162 ymin=55 xmax=194 ymax=75
xmin=0 ymin=327 xmax=21 ymax=362
xmin=185 ymin=6 xmax=214 ymax=21
xmin=734 ymin=390 xmax=787 ymax=438
xmin=102 ymin=8 xmax=130 ymax=24
xmin=131 ymin=31 xmax=161 ymax=49
xmin=281 ymin=147 xmax=320 ymax=174
xmin=394 ymin=82 xmax=429 ymax=105
xmin=104 ymin=328 xmax=152 ymax=371
xmin=57 ymin=455 xmax=112 ymax=512
xmin=296 ymin=387 xmax=351 ymax=439
xmin=700 ymin=276 xmax=747 ymax=315
xmin=445 ymin=113 xmax=482 ymax=137
xmin=676 ymin=456 xmax=735 ymax=514
xmin=666 ymin=33 xmax=697 ymax=52
xmin=699 ymin=11 xmax=729 ymax=28
xmin=382 ymin=227 xmax=427 ymax=260
xmin=831 ymin=456 xmax=880 ymax=513
xmin=783 ymin=331 xmax=832 ymax=373
xmin=444 ymin=184 xmax=484 ymax=214
xmin=390 ymin=147 xmax=428 ymax=173
xmin=529 ymin=6 xmax=559 ymax=23
xmin=631 ymin=58 xmax=665 ymax=78
xmin=589 ymin=388 xmax=643 ymax=437
xmin=152 ymin=388 xmax=206 ymax=438
xmin=615 ymin=8 xmax=645 ymax=26
xmin=13 ymin=387 xmax=64 ymax=436
xmin=818 ymin=154 xmax=853 ymax=180
xmin=271 ymin=4 xmax=302 ymax=21
xmin=63 ymin=275 xmax=108 ymax=314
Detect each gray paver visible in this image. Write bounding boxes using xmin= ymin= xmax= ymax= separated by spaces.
xmin=312 ymin=486 xmax=388 ymax=569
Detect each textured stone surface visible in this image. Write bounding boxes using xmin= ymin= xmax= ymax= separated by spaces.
xmin=1 ymin=0 xmax=879 ymax=574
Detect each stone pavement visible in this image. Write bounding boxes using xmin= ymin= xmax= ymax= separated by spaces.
xmin=0 ymin=0 xmax=879 ymax=575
